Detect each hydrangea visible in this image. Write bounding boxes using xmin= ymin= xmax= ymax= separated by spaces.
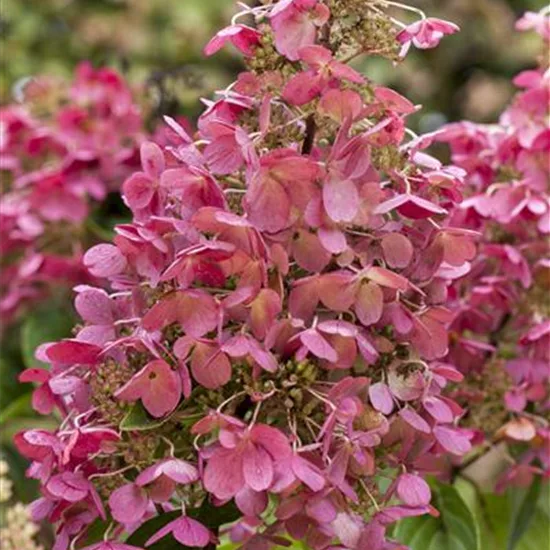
xmin=439 ymin=8 xmax=550 ymax=490
xmin=17 ymin=2 xmax=475 ymax=549
xmin=0 ymin=63 xmax=146 ymax=325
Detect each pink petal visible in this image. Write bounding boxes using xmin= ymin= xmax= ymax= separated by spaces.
xmin=292 ymin=230 xmax=332 ymax=272
xmin=423 ymin=396 xmax=454 ymax=423
xmin=381 ymin=233 xmax=414 ymax=269
xmin=235 ymin=486 xmax=268 ymax=516
xmin=399 ymin=408 xmax=431 ymax=434
xmin=84 ymin=244 xmax=127 ymax=278
xmin=243 ymin=443 xmax=274 ymax=492
xmin=173 ymin=517 xmax=212 ymax=548
xmin=250 ymin=289 xmax=282 ymax=339
xmin=300 ymin=329 xmax=338 ymax=362
xmin=116 ymin=360 xmax=181 ymax=418
xmin=397 ymin=473 xmax=431 ymax=507
xmin=355 ymin=282 xmax=383 ymax=326
xmin=190 ymin=344 xmax=232 ymax=390
xmin=204 ymin=447 xmax=245 ymax=499
xmin=369 ymin=382 xmax=394 ymax=415
xmin=74 ymin=288 xmax=113 ymax=324
xmin=123 ymin=172 xmax=155 ymax=210
xmin=292 ymin=455 xmax=325 ymax=491
xmin=46 ymin=340 xmax=101 ymax=365
xmin=323 ymin=179 xmax=359 ymax=223
xmin=109 ymin=483 xmax=148 ymax=524
xmin=140 ymin=142 xmax=165 ymax=179
xmin=433 ymin=426 xmax=472 ymax=455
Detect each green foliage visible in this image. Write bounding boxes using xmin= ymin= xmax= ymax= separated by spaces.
xmin=394 ymin=480 xmax=480 ymax=550
xmin=120 ymin=402 xmax=174 ymax=431
xmin=394 ymin=476 xmax=550 ymax=550
xmin=21 ymin=298 xmax=76 ymax=369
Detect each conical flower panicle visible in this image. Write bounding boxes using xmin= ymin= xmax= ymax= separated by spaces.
xmin=17 ymin=2 xmax=476 ymax=548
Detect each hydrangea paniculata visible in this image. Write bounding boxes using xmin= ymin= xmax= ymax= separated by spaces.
xmin=16 ymin=2 xmax=475 ymax=549
xmin=0 ymin=63 xmax=146 ymax=325
xmin=440 ymin=8 xmax=550 ymax=491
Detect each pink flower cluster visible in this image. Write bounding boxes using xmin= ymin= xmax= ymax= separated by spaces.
xmin=440 ymin=9 xmax=550 ymax=490
xmin=17 ymin=2 xmax=473 ymax=549
xmin=0 ymin=63 xmax=146 ymax=324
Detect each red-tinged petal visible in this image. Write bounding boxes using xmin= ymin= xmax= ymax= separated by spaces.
xmin=108 ymin=483 xmax=148 ymax=524
xmin=369 ymin=382 xmax=394 ymax=415
xmin=397 ymin=474 xmax=431 ymax=507
xmin=330 ymin=61 xmax=365 ymax=84
xmin=249 ymin=344 xmax=278 ymax=373
xmin=246 ymin=177 xmax=290 ymax=233
xmin=374 ymin=87 xmax=416 ymax=114
xmin=123 ymin=172 xmax=155 ymax=210
xmin=190 ymin=343 xmax=231 ymax=390
xmin=283 ymin=71 xmax=323 ymax=106
xmin=319 ymin=89 xmax=363 ymax=122
xmin=300 ymin=329 xmax=338 ymax=362
xmin=116 ymin=360 xmax=181 ymax=418
xmin=355 ymin=282 xmax=383 ymax=326
xmin=271 ymin=7 xmax=318 ymax=61
xmin=374 ymin=194 xmax=447 ymax=219
xmin=204 ymin=447 xmax=245 ymax=499
xmin=323 ymin=179 xmax=359 ymax=223
xmin=319 ymin=272 xmax=356 ymax=311
xmin=251 ymin=424 xmax=292 ymax=459
xmin=142 ymin=291 xmax=219 ymax=338
xmin=364 ymin=266 xmax=410 ymax=292
xmin=31 ymin=384 xmax=56 ymax=415
xmin=19 ymin=368 xmax=50 ymax=383
xmin=84 ymin=244 xmax=127 ymax=278
xmin=381 ymin=233 xmax=414 ymax=269
xmin=292 ymin=230 xmax=332 ymax=272
xmin=399 ymin=408 xmax=431 ymax=434
xmin=140 ymin=141 xmax=165 ymax=179
xmin=289 ymin=278 xmax=320 ymax=321
xmin=292 ymin=455 xmax=325 ymax=491
xmin=46 ymin=340 xmax=101 ymax=365
xmin=433 ymin=426 xmax=471 ymax=455
xmin=235 ymin=486 xmax=268 ymax=517
xmin=249 ymin=289 xmax=282 ymax=339
xmin=47 ymin=472 xmax=89 ymax=502
xmin=243 ymin=443 xmax=274 ymax=492
xmin=203 ymin=133 xmax=244 ymax=176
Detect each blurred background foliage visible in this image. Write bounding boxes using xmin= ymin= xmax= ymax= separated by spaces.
xmin=0 ymin=0 xmax=548 ymax=547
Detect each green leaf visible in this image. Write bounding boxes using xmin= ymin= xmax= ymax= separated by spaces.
xmin=0 ymin=355 xmax=26 ymax=411
xmin=126 ymin=500 xmax=240 ymax=547
xmin=507 ymin=476 xmax=542 ymax=550
xmin=394 ymin=480 xmax=480 ymax=550
xmin=21 ymin=300 xmax=75 ymax=369
xmin=452 ymin=475 xmax=549 ymax=550
xmin=0 ymin=393 xmax=33 ymax=424
xmin=120 ymin=402 xmax=174 ymax=431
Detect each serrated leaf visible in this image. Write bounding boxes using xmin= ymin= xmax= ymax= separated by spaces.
xmin=394 ymin=480 xmax=480 ymax=550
